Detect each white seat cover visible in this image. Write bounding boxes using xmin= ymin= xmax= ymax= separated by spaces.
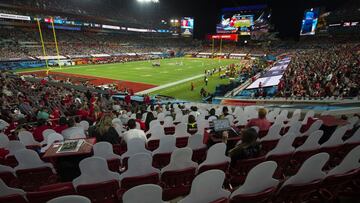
xmin=178 ymin=169 xmax=230 ymax=203
xmin=79 ymin=120 xmax=90 ymax=131
xmin=321 ymin=125 xmax=348 ymax=148
xmin=187 ymin=133 xmax=206 ymax=150
xmin=181 ymin=115 xmax=189 ymax=124
xmin=41 ymin=133 xmax=64 ymax=153
xmin=61 ymin=127 xmax=86 ymax=140
xmin=284 ymin=121 xmax=302 ymax=137
xmin=48 ymin=195 xmax=91 ymax=203
xmin=147 ymin=125 xmax=165 ymax=141
xmin=282 ymin=153 xmax=329 ymax=187
xmin=302 ymin=110 xmax=315 ymax=125
xmin=287 ymin=109 xmax=301 ymax=124
xmin=161 ymin=147 xmax=198 ymax=173
xmin=152 ymin=135 xmax=177 ymax=155
xmin=345 ymin=128 xmax=360 ymax=144
xmin=225 ymin=115 xmax=234 ymax=125
xmin=0 ymin=133 xmax=9 ymax=148
xmin=121 ymin=138 xmax=151 ymax=159
xmin=0 ymin=164 xmax=15 ymax=175
xmin=261 ymin=124 xmax=282 ymax=141
xmin=123 ymin=184 xmax=168 ymax=203
xmin=157 ymin=113 xmax=165 ymax=122
xmin=302 ymin=120 xmax=323 ymax=136
xmin=6 ymin=141 xmax=25 ymax=157
xmin=114 ymin=123 xmax=125 ymax=137
xmin=41 ymin=129 xmax=56 ymax=145
xmin=174 ymin=113 xmax=183 ymax=123
xmin=163 ymin=116 xmax=174 ymax=128
xmin=93 ymin=142 xmax=121 ymax=160
xmin=278 ymin=110 xmax=288 ymax=120
xmin=18 ymin=130 xmax=39 ymax=146
xmin=231 ymin=161 xmax=279 ymax=196
xmin=112 ymin=118 xmax=123 ymax=126
xmin=149 ymin=120 xmax=161 ymax=130
xmin=119 ymin=153 xmax=159 ymax=181
xmin=173 ymin=123 xmax=191 ymax=138
xmin=327 ymin=145 xmax=360 ymax=176
xmin=234 ymin=116 xmax=248 ymax=126
xmin=14 ymin=149 xmax=54 ymax=172
xmin=347 ymin=117 xmax=359 ymax=129
xmin=296 ymin=130 xmax=323 ymax=152
xmin=274 ymin=115 xmax=286 ymax=126
xmin=266 ymin=133 xmax=296 ymax=157
xmin=199 ymin=143 xmax=230 ymax=168
xmin=0 ymin=179 xmax=25 ymax=197
xmin=73 ymin=157 xmax=120 ymax=188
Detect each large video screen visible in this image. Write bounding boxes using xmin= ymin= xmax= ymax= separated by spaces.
xmin=216 ymin=5 xmax=271 ymax=38
xmin=181 ymin=17 xmax=194 ymax=36
xmin=300 ymin=8 xmax=319 ymax=36
xmin=217 ymin=14 xmax=253 ymax=34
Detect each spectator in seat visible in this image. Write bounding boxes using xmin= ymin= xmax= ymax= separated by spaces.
xmin=246 ymin=108 xmax=271 ymax=132
xmin=207 ymin=108 xmax=218 ymax=122
xmin=187 ymin=114 xmax=197 ymax=134
xmin=145 ymin=112 xmax=155 ymax=131
xmin=223 ymin=128 xmax=261 ymax=164
xmin=61 ymin=118 xmax=86 ymax=139
xmin=123 ymin=119 xmax=147 ymax=143
xmin=53 ymin=117 xmax=68 ymax=133
xmin=91 ymin=115 xmax=120 ymax=144
xmin=135 ymin=113 xmax=146 ymax=130
xmin=220 ymin=106 xmax=230 ymax=119
xmin=32 ymin=119 xmax=50 ymax=142
xmin=37 ymin=108 xmax=50 ymax=120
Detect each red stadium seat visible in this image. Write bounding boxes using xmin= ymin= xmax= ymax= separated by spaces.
xmin=3 ymin=155 xmax=18 ymax=168
xmin=26 ymin=183 xmax=75 ymax=203
xmin=112 ymin=144 xmax=126 ymax=156
xmin=0 ymin=194 xmax=27 ymax=203
xmin=16 ymin=166 xmax=58 ymax=191
xmin=191 ymin=147 xmax=207 ymax=163
xmin=230 ymin=187 xmax=277 ymax=203
xmin=106 ymin=158 xmax=121 ymax=172
xmin=266 ymin=153 xmax=293 ymax=178
xmin=175 ymin=137 xmax=189 ymax=148
xmin=146 ymin=140 xmax=160 ymax=151
xmin=76 ymin=180 xmax=120 ymax=203
xmin=120 ymin=173 xmax=159 ymax=191
xmin=152 ymin=152 xmax=172 ymax=169
xmin=288 ymin=149 xmax=319 ymax=176
xmin=164 ymin=127 xmax=175 ymax=135
xmin=275 ymin=180 xmax=323 ymax=203
xmin=198 ymin=161 xmax=229 ymax=174
xmin=160 ymin=167 xmax=196 ymax=200
xmin=0 ymin=171 xmax=18 ymax=187
xmin=230 ymin=156 xmax=266 ymax=186
xmin=259 ymin=140 xmax=278 ymax=155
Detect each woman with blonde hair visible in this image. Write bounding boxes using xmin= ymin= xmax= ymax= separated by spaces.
xmin=91 ymin=114 xmax=120 ymax=144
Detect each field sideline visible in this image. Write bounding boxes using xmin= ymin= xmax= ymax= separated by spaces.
xmin=17 ymin=57 xmax=241 ymax=101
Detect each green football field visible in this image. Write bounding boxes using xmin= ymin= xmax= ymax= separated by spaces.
xmin=17 ymin=57 xmax=241 ymax=101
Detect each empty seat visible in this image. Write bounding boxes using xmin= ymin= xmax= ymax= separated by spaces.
xmin=18 ymin=131 xmax=40 ymax=149
xmin=0 ymin=164 xmax=17 ymax=187
xmin=26 ymin=183 xmax=76 ymax=203
xmin=120 ymin=153 xmax=160 ymax=191
xmin=41 ymin=129 xmax=56 ymax=145
xmin=276 ymin=153 xmax=329 ymax=202
xmin=0 ymin=133 xmax=10 ymax=148
xmin=160 ymin=148 xmax=198 ymax=200
xmin=147 ymin=125 xmax=166 ymax=141
xmin=121 ymin=138 xmax=151 ymax=168
xmin=198 ymin=143 xmax=230 ymax=174
xmin=123 ymin=184 xmax=168 ymax=203
xmin=173 ymin=123 xmax=191 ymax=138
xmin=93 ymin=142 xmax=121 ymax=172
xmin=0 ymin=179 xmax=26 ymax=202
xmin=230 ymin=161 xmax=279 ymax=203
xmin=152 ymin=136 xmax=177 ymax=169
xmin=179 ymin=170 xmax=230 ymax=203
xmin=230 ymin=156 xmax=266 ymax=186
xmin=73 ymin=157 xmax=120 ymax=203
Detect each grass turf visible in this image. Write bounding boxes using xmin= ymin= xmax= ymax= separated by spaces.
xmin=17 ymin=58 xmax=239 ymax=86
xmin=17 ymin=57 xmax=240 ymax=101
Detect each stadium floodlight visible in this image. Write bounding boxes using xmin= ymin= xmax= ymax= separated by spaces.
xmin=137 ymin=0 xmax=159 ymax=3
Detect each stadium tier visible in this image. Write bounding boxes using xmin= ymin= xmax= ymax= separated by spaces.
xmin=0 ymin=0 xmax=360 ymax=203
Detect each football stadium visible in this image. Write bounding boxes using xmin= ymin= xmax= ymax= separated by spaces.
xmin=0 ymin=0 xmax=360 ymax=203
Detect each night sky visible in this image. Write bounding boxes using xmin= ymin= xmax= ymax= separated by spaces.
xmin=63 ymin=0 xmax=351 ymax=39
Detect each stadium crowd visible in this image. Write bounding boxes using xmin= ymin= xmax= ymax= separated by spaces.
xmin=278 ymin=43 xmax=360 ymax=98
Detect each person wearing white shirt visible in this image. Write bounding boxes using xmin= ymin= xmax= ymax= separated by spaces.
xmin=123 ymin=119 xmax=147 ymax=144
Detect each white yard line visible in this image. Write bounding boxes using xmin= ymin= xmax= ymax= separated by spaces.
xmin=136 ymin=73 xmax=206 ymax=95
